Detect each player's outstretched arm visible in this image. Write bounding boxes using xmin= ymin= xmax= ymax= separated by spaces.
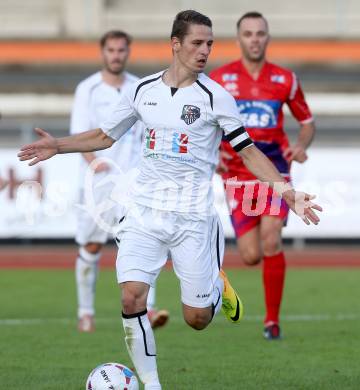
xmin=18 ymin=127 xmax=115 ymax=166
xmin=239 ymin=144 xmax=322 ymax=225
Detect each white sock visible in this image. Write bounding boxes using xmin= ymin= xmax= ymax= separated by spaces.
xmin=212 ymin=276 xmax=224 ymax=317
xmin=122 ymin=310 xmax=161 ymax=389
xmin=147 ymin=285 xmax=156 ymax=311
xmin=76 ymin=247 xmax=101 ymax=318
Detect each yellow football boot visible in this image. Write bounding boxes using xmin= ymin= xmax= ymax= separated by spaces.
xmin=219 ymin=269 xmax=244 ymax=323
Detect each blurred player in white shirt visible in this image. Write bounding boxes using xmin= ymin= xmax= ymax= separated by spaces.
xmin=19 ymin=11 xmax=321 ymax=389
xmin=70 ymin=30 xmax=169 ymax=333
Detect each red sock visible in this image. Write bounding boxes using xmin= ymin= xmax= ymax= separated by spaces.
xmin=262 ymin=251 xmax=286 ymax=325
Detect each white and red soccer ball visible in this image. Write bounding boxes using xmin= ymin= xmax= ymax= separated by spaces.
xmin=86 ymin=362 xmax=139 ymax=390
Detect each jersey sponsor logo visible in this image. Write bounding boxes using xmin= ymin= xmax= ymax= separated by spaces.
xmin=222 ymin=73 xmax=238 ymax=82
xmin=270 ymin=74 xmax=285 ymax=84
xmin=181 ymin=105 xmax=200 ymax=125
xmin=196 ymin=293 xmax=211 ymax=298
xmin=146 ymin=128 xmax=156 ymax=149
xmin=172 ymin=132 xmax=188 ymax=153
xmin=236 ymin=99 xmax=281 ymax=128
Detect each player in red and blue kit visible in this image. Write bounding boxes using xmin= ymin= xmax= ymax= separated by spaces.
xmin=210 ymin=11 xmax=315 ymax=339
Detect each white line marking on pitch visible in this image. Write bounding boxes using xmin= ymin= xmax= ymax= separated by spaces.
xmin=0 ymin=313 xmax=359 ymax=326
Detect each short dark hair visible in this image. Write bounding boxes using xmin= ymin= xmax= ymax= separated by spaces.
xmin=100 ymin=30 xmax=132 ymax=48
xmin=171 ymin=10 xmax=212 ymax=41
xmin=236 ymin=11 xmax=267 ymax=30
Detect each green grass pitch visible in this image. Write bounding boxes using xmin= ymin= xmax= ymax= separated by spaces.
xmin=0 ymin=267 xmax=359 ymax=389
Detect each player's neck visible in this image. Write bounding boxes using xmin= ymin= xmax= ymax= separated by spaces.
xmin=101 ymin=69 xmax=125 ymax=89
xmin=163 ymin=63 xmax=198 ymax=88
xmin=241 ymin=58 xmax=266 ymax=80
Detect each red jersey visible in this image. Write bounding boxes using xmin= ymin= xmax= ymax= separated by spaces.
xmin=210 ymin=60 xmax=313 ymax=181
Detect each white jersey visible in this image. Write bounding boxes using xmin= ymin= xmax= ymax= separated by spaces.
xmin=101 ymin=71 xmax=253 ymax=214
xmin=70 ymin=71 xmax=142 ymax=182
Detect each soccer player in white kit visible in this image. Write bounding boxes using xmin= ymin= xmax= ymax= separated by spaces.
xmin=18 ymin=11 xmax=321 ymax=389
xmin=71 ymin=30 xmax=169 ymax=332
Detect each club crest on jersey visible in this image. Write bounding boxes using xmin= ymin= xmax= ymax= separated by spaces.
xmin=181 ymin=105 xmax=200 ymax=125
xmin=146 ymin=128 xmax=156 ymax=149
xmin=172 ymin=132 xmax=188 ymax=153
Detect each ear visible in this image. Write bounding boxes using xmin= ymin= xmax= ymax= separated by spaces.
xmin=171 ymin=36 xmax=181 ymax=52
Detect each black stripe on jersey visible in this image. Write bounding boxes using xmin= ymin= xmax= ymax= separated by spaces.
xmin=224 ymin=126 xmax=246 ymax=142
xmin=133 ymin=75 xmax=162 ymax=102
xmin=233 ymin=138 xmax=253 ymax=152
xmin=196 ymin=80 xmax=213 ymax=110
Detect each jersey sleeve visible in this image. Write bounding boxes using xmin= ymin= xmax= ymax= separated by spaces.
xmin=70 ymin=83 xmax=91 ymax=135
xmin=100 ymin=85 xmax=139 ymax=141
xmin=214 ymin=89 xmax=253 ymax=152
xmin=287 ymin=72 xmax=314 ymax=124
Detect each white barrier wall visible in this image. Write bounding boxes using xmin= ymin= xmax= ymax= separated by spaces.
xmin=0 ymin=148 xmax=359 ymax=239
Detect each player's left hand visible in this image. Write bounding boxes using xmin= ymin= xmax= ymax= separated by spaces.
xmin=283 ymin=145 xmax=308 ymax=163
xmin=282 ymin=190 xmax=322 ymax=225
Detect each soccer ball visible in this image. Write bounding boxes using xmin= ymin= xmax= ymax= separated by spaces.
xmin=86 ymin=362 xmax=139 ymax=390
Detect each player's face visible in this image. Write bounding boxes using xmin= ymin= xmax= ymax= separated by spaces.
xmin=101 ymin=37 xmax=129 ymax=75
xmin=174 ymin=24 xmax=214 ymax=73
xmin=237 ymin=17 xmax=269 ymax=62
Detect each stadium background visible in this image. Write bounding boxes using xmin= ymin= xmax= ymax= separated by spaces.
xmin=0 ymin=1 xmax=359 ymax=389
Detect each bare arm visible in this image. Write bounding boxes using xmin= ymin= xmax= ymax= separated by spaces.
xmin=240 ymin=144 xmax=287 ymax=185
xmin=18 ymin=127 xmax=114 ymax=166
xmin=57 ymin=128 xmax=114 ymax=153
xmin=283 ymin=121 xmax=316 ymax=163
xmin=239 ymin=144 xmax=322 ymax=225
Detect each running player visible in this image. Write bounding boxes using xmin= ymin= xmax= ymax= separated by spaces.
xmin=18 ymin=11 xmax=321 ymax=389
xmin=210 ymin=11 xmax=315 ymax=340
xmin=71 ymin=30 xmax=169 ymax=332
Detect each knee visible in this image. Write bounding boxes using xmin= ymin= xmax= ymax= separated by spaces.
xmin=121 ymin=293 xmax=138 ymax=314
xmin=121 ymin=284 xmax=147 ymax=314
xmin=84 ymin=242 xmax=102 ymax=254
xmin=240 ymin=247 xmax=261 ymax=266
xmin=261 ymin=232 xmax=281 ymax=256
xmin=184 ymin=310 xmax=211 ymax=331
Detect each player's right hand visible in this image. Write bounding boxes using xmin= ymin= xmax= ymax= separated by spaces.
xmin=17 ymin=128 xmax=58 ymax=166
xmin=283 ymin=145 xmax=308 ymax=163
